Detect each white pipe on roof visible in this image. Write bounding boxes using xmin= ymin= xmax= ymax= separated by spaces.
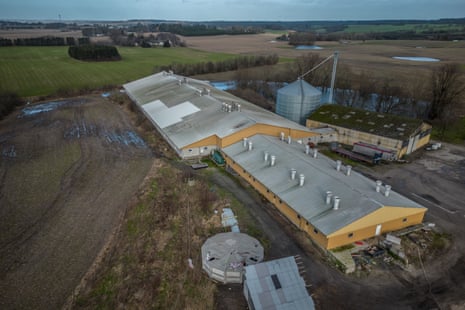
xmin=385 ymin=185 xmax=392 ymax=197
xmin=291 ymin=168 xmax=297 ymax=180
xmin=346 ymin=165 xmax=352 ymax=176
xmin=299 ymin=174 xmax=305 ymax=186
xmin=313 ymin=149 xmax=318 ymax=159
xmin=376 ymin=180 xmax=382 ymax=193
xmin=333 ymin=196 xmax=340 ymax=210
xmin=326 ymin=191 xmax=333 ymax=205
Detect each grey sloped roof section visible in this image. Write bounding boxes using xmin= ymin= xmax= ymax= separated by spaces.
xmin=244 ymin=256 xmax=314 ymax=310
xmin=278 ymin=79 xmax=321 ymax=97
xmin=222 ymin=134 xmax=426 ymax=236
xmin=124 ymin=72 xmax=313 ymax=149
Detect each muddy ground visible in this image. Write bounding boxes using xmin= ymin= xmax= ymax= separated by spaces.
xmin=0 ymin=95 xmax=153 ymax=309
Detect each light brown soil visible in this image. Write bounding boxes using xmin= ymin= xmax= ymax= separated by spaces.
xmin=0 ymin=29 xmax=83 ymax=39
xmin=0 ymin=95 xmax=153 ymax=309
xmin=185 ymin=34 xmax=465 ymax=84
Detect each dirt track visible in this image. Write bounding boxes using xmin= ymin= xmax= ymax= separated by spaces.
xmin=0 ymin=96 xmax=153 ymax=309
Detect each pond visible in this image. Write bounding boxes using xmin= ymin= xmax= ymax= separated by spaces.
xmin=392 ymin=56 xmax=440 ymax=62
xmin=295 ymin=45 xmax=323 ymax=50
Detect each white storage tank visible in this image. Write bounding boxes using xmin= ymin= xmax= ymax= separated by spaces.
xmin=276 ymin=79 xmax=322 ymax=125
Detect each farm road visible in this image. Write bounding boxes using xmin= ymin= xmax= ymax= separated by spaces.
xmin=0 ymin=97 xmax=153 ymax=309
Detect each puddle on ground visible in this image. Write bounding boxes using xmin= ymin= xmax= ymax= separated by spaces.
xmin=19 ymin=99 xmax=87 ymax=118
xmin=64 ymin=122 xmax=147 ymax=148
xmin=1 ymin=145 xmax=17 ymax=158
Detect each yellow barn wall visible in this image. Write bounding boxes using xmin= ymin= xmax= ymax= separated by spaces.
xmin=223 ymin=154 xmax=329 ymax=249
xmin=183 ymin=123 xmax=319 ymax=153
xmin=183 ymin=135 xmax=220 ymax=149
xmin=326 ymin=207 xmax=427 ymax=249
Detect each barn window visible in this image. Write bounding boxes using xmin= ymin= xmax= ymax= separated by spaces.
xmin=402 ymin=218 xmax=407 ymax=222
xmin=314 ymin=228 xmax=318 ymax=234
xmin=279 ymin=199 xmax=282 ymax=204
xmin=348 ymin=233 xmax=354 ymax=238
xmin=297 ymin=214 xmax=301 ymax=219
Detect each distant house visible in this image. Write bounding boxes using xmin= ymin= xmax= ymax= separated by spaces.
xmin=306 ymin=105 xmax=432 ymax=159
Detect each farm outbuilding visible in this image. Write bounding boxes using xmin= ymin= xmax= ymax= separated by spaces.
xmin=243 ymin=256 xmax=315 ymax=310
xmin=221 ymin=134 xmax=427 ymax=250
xmin=123 ymin=72 xmax=319 ymax=159
xmin=201 ymin=232 xmax=264 ymax=284
xmin=306 ymin=105 xmax=432 ymax=159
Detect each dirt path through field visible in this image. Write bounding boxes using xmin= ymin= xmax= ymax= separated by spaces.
xmin=0 ymin=96 xmax=153 ymax=309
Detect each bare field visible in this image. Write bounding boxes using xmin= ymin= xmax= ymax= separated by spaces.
xmin=0 ymin=29 xmax=83 ymax=39
xmin=185 ymin=34 xmax=465 ymax=83
xmin=0 ymin=95 xmax=153 ymax=309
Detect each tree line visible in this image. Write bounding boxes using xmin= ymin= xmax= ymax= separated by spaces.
xmin=155 ymin=54 xmax=279 ymax=76
xmin=0 ymin=36 xmax=90 ymax=47
xmin=68 ymin=45 xmax=121 ymax=61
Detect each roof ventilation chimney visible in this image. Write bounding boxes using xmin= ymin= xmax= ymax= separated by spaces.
xmin=384 ymin=185 xmax=391 ymax=197
xmin=336 ymin=160 xmax=342 ymax=171
xmin=207 ymin=89 xmax=211 ymax=96
xmin=280 ymin=132 xmax=285 ymax=141
xmin=248 ymin=141 xmax=253 ymax=151
xmin=376 ymin=180 xmax=382 ymax=193
xmin=228 ymin=104 xmax=232 ymax=113
xmin=270 ymin=155 xmax=276 ymax=167
xmin=305 ymin=144 xmax=310 ymax=155
xmin=299 ymin=174 xmax=305 ymax=187
xmin=287 ymin=136 xmax=292 ymax=144
xmin=313 ymin=148 xmax=318 ymax=159
xmin=333 ymin=196 xmax=340 ymax=210
xmin=237 ymin=104 xmax=241 ymax=112
xmin=243 ymin=137 xmax=248 ymax=148
xmin=346 ymin=165 xmax=352 ymax=176
xmin=326 ymin=191 xmax=333 ymax=205
xmin=291 ymin=168 xmax=297 ymax=180
xmin=264 ymin=151 xmax=269 ymax=162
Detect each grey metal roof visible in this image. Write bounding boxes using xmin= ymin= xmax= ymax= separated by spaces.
xmin=124 ymin=72 xmax=314 ymax=150
xmin=277 ymin=79 xmax=322 ymax=98
xmin=222 ymin=134 xmax=426 ymax=236
xmin=244 ymin=256 xmax=314 ymax=310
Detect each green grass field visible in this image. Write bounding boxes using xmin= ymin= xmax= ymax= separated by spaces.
xmin=0 ymin=46 xmax=236 ymax=97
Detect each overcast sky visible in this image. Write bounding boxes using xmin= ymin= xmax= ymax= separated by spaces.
xmin=1 ymin=0 xmax=464 ymax=21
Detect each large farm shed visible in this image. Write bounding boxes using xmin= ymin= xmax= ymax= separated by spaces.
xmin=123 ymin=72 xmax=319 ymax=159
xmin=306 ymin=105 xmax=432 ymax=159
xmin=124 ymin=72 xmax=427 ymax=250
xmin=222 ymin=134 xmax=427 ymax=250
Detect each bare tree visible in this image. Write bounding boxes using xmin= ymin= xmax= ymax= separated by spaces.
xmin=428 ymin=63 xmax=465 ymax=120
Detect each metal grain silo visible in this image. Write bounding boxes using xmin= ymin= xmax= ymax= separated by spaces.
xmin=276 ymin=79 xmax=322 ymax=125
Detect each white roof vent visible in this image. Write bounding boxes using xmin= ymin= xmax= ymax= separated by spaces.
xmin=291 ymin=168 xmax=297 ymax=180
xmin=336 ymin=160 xmax=342 ymax=171
xmin=376 ymin=180 xmax=382 ymax=193
xmin=313 ymin=148 xmax=318 ymax=159
xmin=326 ymin=191 xmax=333 ymax=205
xmin=333 ymin=196 xmax=340 ymax=210
xmin=270 ymin=155 xmax=276 ymax=167
xmin=385 ymin=185 xmax=392 ymax=197
xmin=346 ymin=165 xmax=352 ymax=176
xmin=299 ymin=174 xmax=305 ymax=187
